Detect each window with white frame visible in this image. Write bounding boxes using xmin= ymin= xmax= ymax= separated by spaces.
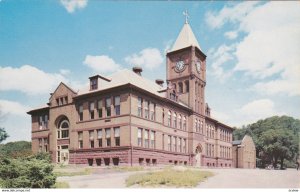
xmin=114 ymin=96 xmax=120 ymax=116
xmin=144 ymin=129 xmax=149 ymax=148
xmin=173 ymin=136 xmax=176 ymax=152
xmin=97 ymin=129 xmax=102 ymax=147
xmin=57 ymin=119 xmax=69 ymax=139
xmin=144 ymin=100 xmax=149 ymax=119
xmin=150 ymin=102 xmax=155 ymax=121
xmin=89 ymin=102 xmax=95 ymax=119
xmin=168 ymin=111 xmax=171 ymax=127
xmin=137 ymin=128 xmax=142 ymax=147
xmin=167 ymin=135 xmax=171 ymax=151
xmin=183 ymin=139 xmax=186 ymax=153
xmin=106 ymin=128 xmax=111 ymax=147
xmin=183 ymin=116 xmax=186 ymax=130
xmin=178 ymin=115 xmax=182 ymax=129
xmin=178 ymin=137 xmax=182 ymax=152
xmin=114 ymin=127 xmax=120 ymax=146
xmin=138 ymin=97 xmax=142 ymax=117
xmin=89 ymin=130 xmax=94 ymax=148
xmin=105 ymin=97 xmax=111 ymax=117
xmin=98 ymin=100 xmax=103 ymax=118
xmin=150 ymin=130 xmax=155 ymax=148
xmin=79 ymin=104 xmax=83 ymax=121
xmin=78 ymin=131 xmax=83 ymax=149
xmin=173 ymin=113 xmax=177 ymax=128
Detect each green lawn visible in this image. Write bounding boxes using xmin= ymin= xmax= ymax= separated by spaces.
xmin=54 ymin=168 xmax=92 ymax=177
xmin=54 ymin=181 xmax=70 ymax=188
xmin=126 ymin=168 xmax=213 ymax=188
xmin=112 ymin=166 xmax=144 ymax=172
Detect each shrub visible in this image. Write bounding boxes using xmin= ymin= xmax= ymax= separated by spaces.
xmin=0 ymin=156 xmax=56 ymax=188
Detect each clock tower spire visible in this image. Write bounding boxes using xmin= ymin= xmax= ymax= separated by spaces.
xmin=166 ymin=14 xmax=207 ymax=115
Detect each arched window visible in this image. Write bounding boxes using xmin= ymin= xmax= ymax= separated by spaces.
xmin=178 ymin=82 xmax=183 ymax=93
xmin=58 ymin=119 xmax=69 ymax=139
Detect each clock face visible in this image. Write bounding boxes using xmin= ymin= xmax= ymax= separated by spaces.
xmin=175 ymin=60 xmax=185 ymax=72
xmin=196 ymin=60 xmax=201 ymax=73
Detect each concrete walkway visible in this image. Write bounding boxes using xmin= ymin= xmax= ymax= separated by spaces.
xmin=197 ymin=168 xmax=300 ymax=188
xmin=57 ymin=167 xmax=300 ymax=188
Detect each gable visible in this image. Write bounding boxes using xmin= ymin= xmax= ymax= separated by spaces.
xmin=49 ymin=82 xmax=77 ymax=107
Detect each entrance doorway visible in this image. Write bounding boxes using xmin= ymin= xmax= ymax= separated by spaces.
xmin=195 ymin=144 xmax=203 ymax=167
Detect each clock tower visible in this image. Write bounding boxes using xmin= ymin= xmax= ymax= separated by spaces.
xmin=166 ymin=18 xmax=207 ymax=115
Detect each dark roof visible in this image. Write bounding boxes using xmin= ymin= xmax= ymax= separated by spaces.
xmin=232 ymin=140 xmax=242 ymax=145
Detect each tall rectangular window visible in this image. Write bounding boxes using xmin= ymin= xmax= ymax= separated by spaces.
xmin=168 ymin=135 xmax=171 ymax=151
xmin=144 ymin=129 xmax=149 ymax=148
xmin=173 ymin=136 xmax=176 ymax=152
xmin=168 ymin=111 xmax=171 ymax=127
xmin=178 ymin=115 xmax=182 ymax=129
xmin=98 ymin=100 xmax=103 ymax=118
xmin=178 ymin=138 xmax=182 ymax=152
xmin=79 ymin=104 xmax=83 ymax=121
xmin=89 ymin=102 xmax=95 ymax=120
xmin=173 ymin=113 xmax=177 ymax=128
xmin=97 ymin=129 xmax=102 ymax=147
xmin=183 ymin=139 xmax=186 ymax=153
xmin=138 ymin=97 xmax=142 ymax=117
xmin=144 ymin=100 xmax=149 ymax=119
xmin=114 ymin=96 xmax=120 ymax=116
xmin=150 ymin=102 xmax=155 ymax=121
xmin=90 ymin=78 xmax=98 ymax=90
xmin=183 ymin=116 xmax=186 ymax=130
xmin=106 ymin=97 xmax=111 ymax=117
xmin=89 ymin=131 xmax=94 ymax=148
xmin=106 ymin=128 xmax=111 ymax=147
xmin=44 ymin=115 xmax=48 ymax=129
xmin=150 ymin=131 xmax=155 ymax=149
xmin=44 ymin=138 xmax=48 ymax=152
xmin=114 ymin=127 xmax=120 ymax=146
xmin=38 ymin=138 xmax=42 ymax=152
xmin=138 ymin=128 xmax=142 ymax=147
xmin=78 ymin=131 xmax=83 ymax=149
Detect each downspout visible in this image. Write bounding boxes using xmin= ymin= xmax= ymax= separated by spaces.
xmin=129 ymin=88 xmax=133 ymax=166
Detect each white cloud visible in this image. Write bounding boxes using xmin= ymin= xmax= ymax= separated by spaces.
xmin=59 ymin=69 xmax=71 ymax=75
xmin=205 ymin=1 xmax=259 ymax=29
xmin=234 ymin=99 xmax=282 ymax=126
xmin=0 ymin=65 xmax=68 ymax=95
xmin=60 ymin=0 xmax=88 ymax=13
xmin=0 ymin=100 xmax=30 ymax=116
xmin=208 ymin=44 xmax=235 ymax=81
xmin=83 ymin=55 xmax=121 ymax=74
xmin=224 ymin=31 xmax=238 ymax=40
xmin=125 ymin=48 xmax=164 ymax=70
xmin=206 ymin=1 xmax=300 ymax=96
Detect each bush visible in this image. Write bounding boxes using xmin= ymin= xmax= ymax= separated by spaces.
xmin=0 ymin=156 xmax=56 ymax=188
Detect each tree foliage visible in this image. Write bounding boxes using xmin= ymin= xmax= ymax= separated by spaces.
xmin=0 ymin=153 xmax=56 ymax=188
xmin=0 ymin=141 xmax=32 ymax=158
xmin=233 ymin=116 xmax=300 ymax=169
xmin=0 ymin=128 xmax=9 ymax=144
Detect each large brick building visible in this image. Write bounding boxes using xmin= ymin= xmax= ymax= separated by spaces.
xmin=28 ymin=19 xmax=234 ymax=167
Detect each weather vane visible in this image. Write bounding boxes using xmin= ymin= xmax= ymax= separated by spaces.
xmin=183 ymin=10 xmax=189 ymax=24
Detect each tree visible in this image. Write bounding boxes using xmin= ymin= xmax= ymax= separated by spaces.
xmin=0 ymin=141 xmax=32 ymax=158
xmin=0 ymin=153 xmax=56 ymax=188
xmin=0 ymin=128 xmax=9 ymax=143
xmin=233 ymin=116 xmax=300 ymax=168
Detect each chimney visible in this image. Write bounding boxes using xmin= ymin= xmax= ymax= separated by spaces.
xmin=132 ymin=67 xmax=142 ymax=76
xmin=155 ymin=79 xmax=164 ymax=87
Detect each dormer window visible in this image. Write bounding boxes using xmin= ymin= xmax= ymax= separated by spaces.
xmin=90 ymin=78 xmax=98 ymax=90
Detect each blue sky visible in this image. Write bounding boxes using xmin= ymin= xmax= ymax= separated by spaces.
xmin=0 ymin=1 xmax=299 ymax=142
